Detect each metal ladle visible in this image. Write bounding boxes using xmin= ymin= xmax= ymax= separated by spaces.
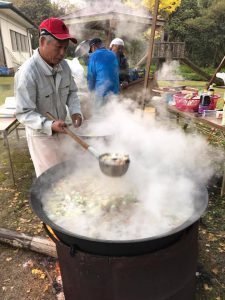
xmin=46 ymin=112 xmax=130 ymax=177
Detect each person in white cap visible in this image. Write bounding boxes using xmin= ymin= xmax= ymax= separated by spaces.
xmin=15 ymin=17 xmax=83 ymax=177
xmin=110 ymin=38 xmax=129 ymax=88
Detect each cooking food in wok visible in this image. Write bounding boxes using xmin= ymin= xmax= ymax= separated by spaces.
xmin=30 ymin=161 xmax=208 ymax=255
xmin=38 ymin=165 xmax=207 ymax=241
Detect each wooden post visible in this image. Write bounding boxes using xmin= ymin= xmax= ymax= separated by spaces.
xmin=106 ymin=19 xmax=113 ymax=48
xmin=141 ymin=0 xmax=160 ymax=110
xmin=206 ymin=55 xmax=225 ymax=89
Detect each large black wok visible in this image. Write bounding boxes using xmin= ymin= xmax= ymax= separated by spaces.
xmin=30 ymin=160 xmax=208 ymax=256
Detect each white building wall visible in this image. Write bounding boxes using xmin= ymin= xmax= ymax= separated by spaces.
xmin=0 ymin=12 xmax=32 ymax=69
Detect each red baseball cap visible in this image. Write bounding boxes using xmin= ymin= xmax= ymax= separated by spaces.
xmin=39 ymin=17 xmax=77 ymax=44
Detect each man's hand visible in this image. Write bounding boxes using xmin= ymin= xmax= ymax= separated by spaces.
xmin=72 ymin=113 xmax=82 ymax=128
xmin=120 ymin=81 xmax=129 ymax=89
xmin=51 ymin=120 xmax=67 ymax=133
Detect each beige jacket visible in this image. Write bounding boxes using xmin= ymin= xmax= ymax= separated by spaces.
xmin=15 ymin=49 xmax=82 ymax=136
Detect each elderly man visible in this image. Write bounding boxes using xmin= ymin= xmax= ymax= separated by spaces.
xmin=87 ymin=38 xmax=119 ymax=108
xmin=110 ymin=38 xmax=129 ymax=87
xmin=15 ymin=17 xmax=83 ymax=177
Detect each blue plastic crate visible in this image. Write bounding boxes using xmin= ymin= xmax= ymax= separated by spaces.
xmin=0 ymin=67 xmax=10 ymax=75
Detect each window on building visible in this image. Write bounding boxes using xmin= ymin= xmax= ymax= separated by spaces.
xmin=10 ymin=30 xmax=17 ymax=51
xmin=24 ymin=36 xmax=29 ymax=52
xmin=10 ymin=30 xmax=29 ymax=53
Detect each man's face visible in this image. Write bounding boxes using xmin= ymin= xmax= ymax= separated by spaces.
xmin=40 ymin=37 xmax=69 ymax=66
xmin=90 ymin=44 xmax=98 ymax=53
xmin=112 ymin=44 xmax=124 ymax=54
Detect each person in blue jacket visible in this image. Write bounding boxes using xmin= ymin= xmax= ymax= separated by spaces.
xmin=87 ymin=38 xmax=119 ymax=108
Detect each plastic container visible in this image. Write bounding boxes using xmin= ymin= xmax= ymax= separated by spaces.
xmin=174 ymin=92 xmax=200 ymax=112
xmin=0 ymin=67 xmax=10 ymax=76
xmin=210 ymin=95 xmax=220 ymax=109
xmin=128 ymin=69 xmax=139 ymax=82
xmin=198 ymin=95 xmax=220 ymax=113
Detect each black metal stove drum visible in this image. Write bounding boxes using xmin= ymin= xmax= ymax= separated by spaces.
xmin=30 ymin=160 xmax=208 ymax=300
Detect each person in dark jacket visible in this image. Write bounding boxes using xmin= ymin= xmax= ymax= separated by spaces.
xmin=110 ymin=38 xmax=129 ymax=88
xmin=87 ymin=38 xmax=119 ymax=108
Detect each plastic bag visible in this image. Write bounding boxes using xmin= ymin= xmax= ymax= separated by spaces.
xmin=65 ymin=58 xmax=86 ymax=89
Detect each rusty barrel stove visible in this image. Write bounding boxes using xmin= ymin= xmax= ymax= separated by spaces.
xmin=30 ymin=160 xmax=208 ymax=300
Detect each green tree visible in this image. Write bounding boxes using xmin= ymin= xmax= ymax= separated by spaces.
xmin=51 ymin=0 xmax=78 ymax=14
xmin=186 ymin=0 xmax=225 ymax=67
xmin=166 ymin=0 xmax=225 ymax=67
xmin=198 ymin=0 xmax=213 ymax=9
xmin=12 ymin=0 xmax=65 ymax=49
xmin=165 ymin=0 xmax=200 ymax=41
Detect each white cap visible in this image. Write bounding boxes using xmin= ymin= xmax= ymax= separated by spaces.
xmin=110 ymin=38 xmax=124 ymax=48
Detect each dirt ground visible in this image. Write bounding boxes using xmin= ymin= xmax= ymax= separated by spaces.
xmin=0 ymin=130 xmax=61 ymax=300
xmin=0 ymin=127 xmax=225 ymax=300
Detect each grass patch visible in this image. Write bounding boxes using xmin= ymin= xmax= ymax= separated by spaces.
xmin=0 ymin=170 xmax=7 ymax=181
xmin=158 ymin=80 xmax=224 ymax=100
xmin=179 ymin=64 xmax=215 ymax=81
xmin=0 ymin=76 xmax=14 ymax=105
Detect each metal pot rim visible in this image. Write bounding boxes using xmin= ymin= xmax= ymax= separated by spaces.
xmin=30 ymin=160 xmax=208 ymax=245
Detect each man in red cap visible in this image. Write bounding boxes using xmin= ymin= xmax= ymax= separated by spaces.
xmin=15 ymin=17 xmax=83 ymax=177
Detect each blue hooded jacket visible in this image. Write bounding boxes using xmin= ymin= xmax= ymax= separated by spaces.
xmin=87 ymin=48 xmax=119 ymax=98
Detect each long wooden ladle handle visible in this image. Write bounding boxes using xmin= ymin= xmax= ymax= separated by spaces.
xmin=46 ymin=112 xmax=89 ymax=150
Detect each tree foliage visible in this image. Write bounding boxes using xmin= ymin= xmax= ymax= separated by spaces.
xmin=165 ymin=0 xmax=200 ymax=41
xmin=166 ymin=0 xmax=225 ymax=67
xmin=198 ymin=0 xmax=213 ymax=9
xmin=12 ymin=0 xmax=65 ymax=26
xmin=51 ymin=0 xmax=78 ymax=14
xmin=11 ymin=0 xmax=75 ymax=49
xmin=124 ymin=0 xmax=181 ymax=15
xmin=124 ymin=0 xmax=181 ymax=41
xmin=142 ymin=0 xmax=181 ymax=15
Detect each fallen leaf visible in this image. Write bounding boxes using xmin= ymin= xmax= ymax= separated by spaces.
xmin=23 ymin=259 xmax=34 ymax=269
xmin=204 ymin=283 xmax=212 ymax=291
xmin=19 ymin=218 xmax=27 ymax=224
xmin=40 ymin=273 xmax=46 ymax=279
xmin=212 ymin=267 xmax=219 ymax=275
xmin=6 ymin=257 xmax=12 ymax=262
xmin=208 ymin=233 xmax=217 ymax=242
xmin=31 ymin=268 xmax=46 ymax=279
xmin=43 ymin=284 xmax=50 ymax=292
xmin=218 ymin=248 xmax=224 ymax=253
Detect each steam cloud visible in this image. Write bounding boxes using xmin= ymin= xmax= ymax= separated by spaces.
xmin=66 ymin=0 xmax=150 ymax=44
xmin=156 ymin=60 xmax=184 ymax=81
xmin=41 ymin=0 xmax=223 ymax=240
xmin=42 ymin=97 xmax=222 ymax=241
